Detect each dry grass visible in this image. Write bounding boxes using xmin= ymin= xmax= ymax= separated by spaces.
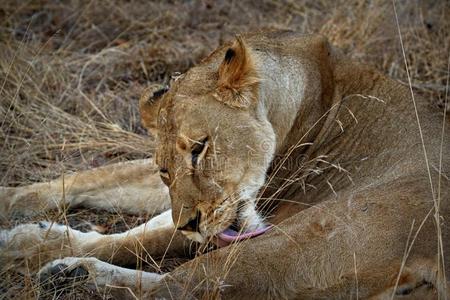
xmin=0 ymin=0 xmax=449 ymax=299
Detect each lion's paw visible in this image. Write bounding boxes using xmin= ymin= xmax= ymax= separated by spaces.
xmin=38 ymin=257 xmax=93 ymax=292
xmin=38 ymin=258 xmax=90 ymax=293
xmin=0 ymin=222 xmax=95 ymax=272
xmin=37 ymin=257 xmax=146 ymax=293
xmin=0 ymin=186 xmax=51 ymax=219
xmin=0 ymin=186 xmax=16 ymax=219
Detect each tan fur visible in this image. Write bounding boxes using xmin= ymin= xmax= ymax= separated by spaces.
xmin=0 ymin=159 xmax=169 ymax=218
xmin=139 ymin=84 xmax=167 ymax=136
xmin=216 ymin=36 xmax=260 ymax=108
xmin=1 ymin=31 xmax=449 ymax=299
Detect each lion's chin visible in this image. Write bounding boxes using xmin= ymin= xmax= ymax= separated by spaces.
xmin=180 ymin=231 xmax=205 ymax=243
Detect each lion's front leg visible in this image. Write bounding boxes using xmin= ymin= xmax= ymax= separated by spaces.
xmin=0 ymin=209 xmax=190 ymax=272
xmin=0 ymin=159 xmax=169 ymax=219
xmin=38 ymin=257 xmax=165 ymax=299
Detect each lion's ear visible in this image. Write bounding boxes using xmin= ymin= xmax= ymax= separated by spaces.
xmin=216 ymin=36 xmax=259 ymax=108
xmin=139 ymin=84 xmax=168 ymax=136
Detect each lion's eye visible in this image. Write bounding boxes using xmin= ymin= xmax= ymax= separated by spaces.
xmin=160 ymin=168 xmax=169 ymax=177
xmin=191 ymin=137 xmax=208 ymax=167
xmin=159 ymin=168 xmax=170 ymax=185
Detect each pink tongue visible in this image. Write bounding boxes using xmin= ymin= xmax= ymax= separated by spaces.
xmin=216 ymin=224 xmax=273 ymax=247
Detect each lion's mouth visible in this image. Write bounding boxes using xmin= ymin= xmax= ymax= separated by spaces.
xmin=212 ymin=198 xmax=273 ymax=247
xmin=215 ymin=221 xmax=273 ymax=247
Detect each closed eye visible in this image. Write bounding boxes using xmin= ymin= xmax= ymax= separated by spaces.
xmin=191 ymin=137 xmax=208 ymax=167
xmin=159 ymin=168 xmax=170 ymax=185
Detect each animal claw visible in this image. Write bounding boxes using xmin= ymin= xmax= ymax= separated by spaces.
xmin=38 ymin=221 xmax=47 ymax=229
xmin=39 ymin=262 xmax=89 ymax=293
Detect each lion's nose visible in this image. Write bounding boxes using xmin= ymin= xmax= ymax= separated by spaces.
xmin=177 ymin=210 xmax=201 ymax=232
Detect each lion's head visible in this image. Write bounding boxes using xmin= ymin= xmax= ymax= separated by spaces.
xmin=139 ymin=37 xmax=276 ymax=243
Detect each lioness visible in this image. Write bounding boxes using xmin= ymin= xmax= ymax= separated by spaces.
xmin=0 ymin=31 xmax=449 ymax=299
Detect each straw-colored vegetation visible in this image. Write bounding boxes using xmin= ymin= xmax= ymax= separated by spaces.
xmin=0 ymin=0 xmax=448 ymax=299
